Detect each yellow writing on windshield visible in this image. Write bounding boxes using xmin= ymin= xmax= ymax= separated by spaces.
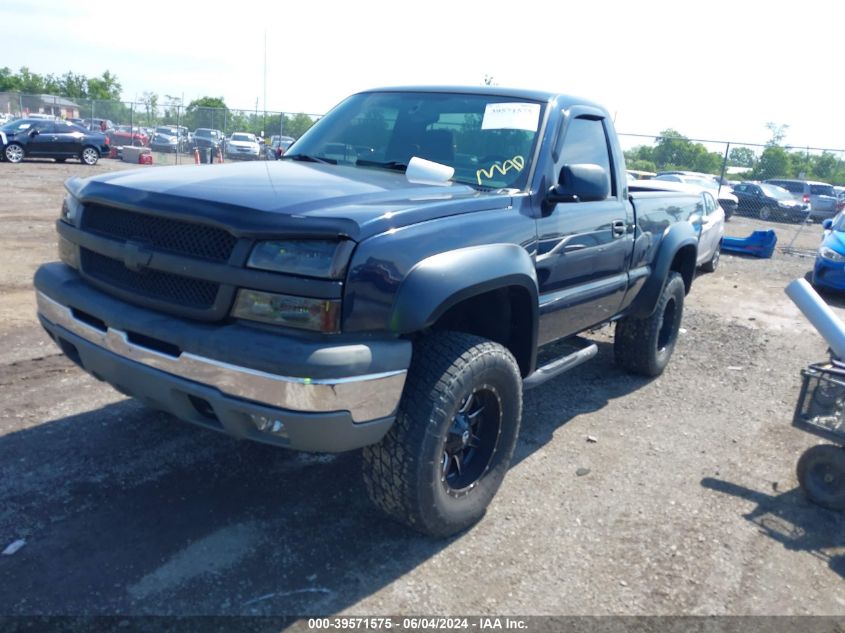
xmin=476 ymin=155 xmax=525 ymax=185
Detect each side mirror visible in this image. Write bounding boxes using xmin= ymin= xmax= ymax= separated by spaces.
xmin=546 ymin=164 xmax=610 ymax=205
xmin=822 ymin=219 xmax=833 ymax=230
xmin=29 ymin=128 xmax=39 ymax=137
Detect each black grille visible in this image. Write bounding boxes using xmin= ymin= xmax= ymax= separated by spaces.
xmin=82 ymin=204 xmax=237 ymax=262
xmin=80 ymin=249 xmax=219 ymax=309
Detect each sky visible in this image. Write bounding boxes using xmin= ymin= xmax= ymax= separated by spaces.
xmin=3 ymin=0 xmax=845 ymax=151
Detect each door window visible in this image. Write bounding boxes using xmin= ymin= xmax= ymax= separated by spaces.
xmin=558 ymin=117 xmax=613 ymax=198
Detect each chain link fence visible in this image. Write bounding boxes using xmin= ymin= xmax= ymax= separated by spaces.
xmin=620 ymin=132 xmax=845 ymax=220
xmin=4 ymin=90 xmax=845 ymax=192
xmin=0 ymin=91 xmax=321 ymax=162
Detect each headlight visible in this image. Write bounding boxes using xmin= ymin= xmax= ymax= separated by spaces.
xmin=232 ymin=289 xmax=341 ymax=332
xmin=60 ymin=193 xmax=83 ymax=225
xmin=247 ymin=240 xmax=354 ymax=279
xmin=819 ymin=246 xmax=845 ymax=262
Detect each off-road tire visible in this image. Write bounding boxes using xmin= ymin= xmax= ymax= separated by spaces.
xmin=362 ymin=332 xmax=522 ymax=537
xmin=796 ymin=444 xmax=845 ymax=511
xmin=614 ymin=272 xmax=685 ymax=377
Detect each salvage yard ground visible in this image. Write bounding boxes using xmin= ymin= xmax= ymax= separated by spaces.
xmin=0 ymin=158 xmax=843 ymax=618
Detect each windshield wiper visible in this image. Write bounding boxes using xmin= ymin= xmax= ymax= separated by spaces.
xmin=281 ymin=154 xmax=334 ymax=164
xmin=355 ymin=159 xmax=408 ymax=172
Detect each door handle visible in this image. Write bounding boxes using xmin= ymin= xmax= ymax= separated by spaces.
xmin=611 ymin=220 xmax=626 ymax=238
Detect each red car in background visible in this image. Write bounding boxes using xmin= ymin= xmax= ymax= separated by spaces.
xmin=111 ymin=125 xmax=149 ymax=147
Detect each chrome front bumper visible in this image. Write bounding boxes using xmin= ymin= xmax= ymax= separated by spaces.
xmin=36 ymin=291 xmax=407 ymax=423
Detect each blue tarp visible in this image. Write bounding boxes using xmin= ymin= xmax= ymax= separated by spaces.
xmin=722 ymin=230 xmax=777 ymax=259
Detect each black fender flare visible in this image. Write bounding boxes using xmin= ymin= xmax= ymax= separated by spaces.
xmin=389 ymin=244 xmax=539 ymax=337
xmin=627 ymin=222 xmax=699 ymax=318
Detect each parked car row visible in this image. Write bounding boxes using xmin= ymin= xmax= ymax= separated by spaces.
xmin=625 ymin=169 xmax=844 ymax=225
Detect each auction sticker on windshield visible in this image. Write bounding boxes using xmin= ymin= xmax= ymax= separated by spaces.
xmin=481 ymin=103 xmax=540 ymax=131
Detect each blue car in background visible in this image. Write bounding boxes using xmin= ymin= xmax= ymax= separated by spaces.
xmin=813 ymin=214 xmax=845 ymax=291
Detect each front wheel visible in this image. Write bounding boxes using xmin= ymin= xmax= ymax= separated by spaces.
xmin=614 ymin=272 xmax=686 ymax=377
xmin=758 ymin=205 xmax=773 ymax=221
xmin=80 ymin=146 xmax=99 ymax=166
xmin=797 ymin=444 xmax=845 ymax=511
xmin=4 ymin=142 xmax=24 ymax=163
xmin=362 ymin=332 xmax=522 ymax=537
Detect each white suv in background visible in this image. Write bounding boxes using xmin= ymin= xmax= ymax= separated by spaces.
xmin=225 ymin=132 xmax=261 ymax=160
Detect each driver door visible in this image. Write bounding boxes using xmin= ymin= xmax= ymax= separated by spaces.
xmin=535 ymin=113 xmax=633 ymax=345
xmin=26 ymin=121 xmax=58 ymax=157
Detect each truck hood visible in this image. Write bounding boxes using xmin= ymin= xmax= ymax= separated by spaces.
xmin=70 ymin=160 xmax=512 ymax=241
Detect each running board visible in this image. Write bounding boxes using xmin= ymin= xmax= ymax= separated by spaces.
xmin=523 ymin=341 xmax=598 ymax=390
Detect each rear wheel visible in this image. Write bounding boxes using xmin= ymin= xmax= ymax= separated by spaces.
xmin=80 ymin=146 xmax=99 ymax=165
xmin=614 ymin=272 xmax=685 ymax=377
xmin=4 ymin=142 xmax=24 ymax=163
xmin=701 ymin=244 xmax=721 ymax=273
xmin=362 ymin=332 xmax=522 ymax=537
xmin=796 ymin=444 xmax=845 ymax=511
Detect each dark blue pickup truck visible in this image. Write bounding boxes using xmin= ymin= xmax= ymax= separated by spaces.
xmin=35 ymin=86 xmax=704 ymax=536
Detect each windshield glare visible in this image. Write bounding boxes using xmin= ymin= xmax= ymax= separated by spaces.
xmin=288 ymin=92 xmax=545 ymax=189
xmin=760 ymin=183 xmax=792 ymax=200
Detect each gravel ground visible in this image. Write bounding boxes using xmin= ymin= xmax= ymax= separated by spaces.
xmin=0 ymin=160 xmax=843 ymax=620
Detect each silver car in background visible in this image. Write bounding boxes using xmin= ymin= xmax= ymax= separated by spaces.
xmin=764 ymin=179 xmax=841 ymax=221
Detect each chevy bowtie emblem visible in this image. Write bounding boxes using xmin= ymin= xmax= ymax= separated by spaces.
xmin=124 ymin=240 xmax=153 ymax=272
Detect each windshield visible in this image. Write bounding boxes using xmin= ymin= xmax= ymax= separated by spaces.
xmin=287 ymin=91 xmax=545 ymax=189
xmin=759 ymin=183 xmax=792 ymax=200
xmin=195 ymin=129 xmax=212 ymax=138
xmin=231 ymin=133 xmax=253 ymax=142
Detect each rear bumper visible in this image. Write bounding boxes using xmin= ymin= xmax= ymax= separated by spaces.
xmin=35 ymin=263 xmax=411 ymax=452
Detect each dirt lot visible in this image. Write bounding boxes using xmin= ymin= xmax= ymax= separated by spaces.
xmin=0 ymin=159 xmax=843 ymax=620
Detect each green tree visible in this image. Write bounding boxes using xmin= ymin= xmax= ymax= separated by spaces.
xmin=284 ymin=113 xmax=317 ymax=139
xmin=86 ymin=70 xmax=121 ymax=101
xmin=185 ymin=96 xmax=229 ymax=130
xmin=812 ymin=152 xmax=839 ymax=181
xmin=751 ymin=146 xmax=791 ymax=180
xmin=0 ymin=67 xmax=21 ymax=91
xmin=15 ymin=67 xmax=49 ymax=94
xmin=765 ymin=122 xmax=789 ymax=147
xmin=728 ymin=147 xmax=755 ymax=168
xmin=626 ymin=159 xmax=657 ymax=172
xmin=625 ymin=144 xmax=655 ymax=165
xmin=59 ymin=72 xmax=88 ymax=99
xmin=651 ymin=129 xmax=723 ymax=173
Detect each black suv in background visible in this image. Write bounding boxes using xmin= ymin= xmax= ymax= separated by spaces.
xmin=193 ymin=128 xmax=224 ymax=152
xmin=732 ymin=181 xmax=809 ymax=222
